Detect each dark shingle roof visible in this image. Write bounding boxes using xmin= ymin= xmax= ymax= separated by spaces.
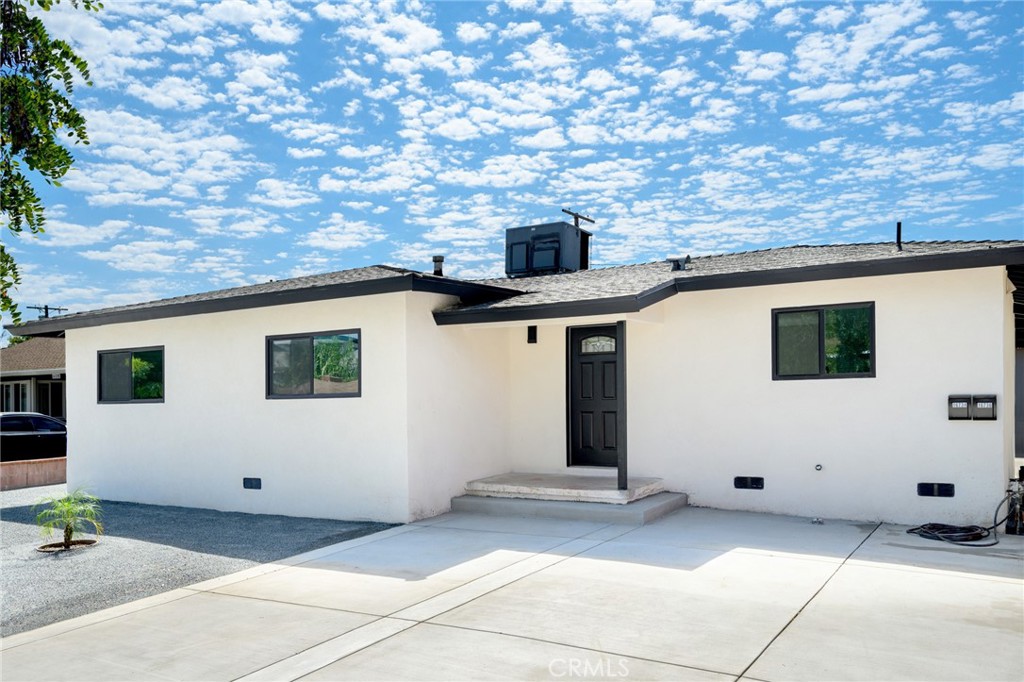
xmin=434 ymin=240 xmax=1024 ymax=322
xmin=60 ymin=265 xmax=417 ymax=319
xmin=0 ymin=337 xmax=65 ymax=373
xmin=10 ymin=265 xmax=517 ymax=336
xmin=9 ymin=240 xmax=1024 ymax=335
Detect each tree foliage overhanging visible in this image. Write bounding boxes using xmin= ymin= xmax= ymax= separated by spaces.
xmin=0 ymin=0 xmax=99 ymax=324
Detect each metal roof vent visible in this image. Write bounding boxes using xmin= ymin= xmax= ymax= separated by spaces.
xmin=668 ymin=255 xmax=691 ymax=271
xmin=432 ymin=255 xmax=444 ymax=276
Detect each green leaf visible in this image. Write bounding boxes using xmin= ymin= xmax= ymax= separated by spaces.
xmin=1 ymin=0 xmax=98 ymax=322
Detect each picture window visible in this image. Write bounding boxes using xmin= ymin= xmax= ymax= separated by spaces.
xmin=267 ymin=330 xmax=361 ymax=398
xmin=772 ymin=303 xmax=874 ymax=380
xmin=98 ymin=347 xmax=164 ymax=402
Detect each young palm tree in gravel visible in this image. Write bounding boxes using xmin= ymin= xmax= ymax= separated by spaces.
xmin=34 ymin=490 xmax=104 ymax=550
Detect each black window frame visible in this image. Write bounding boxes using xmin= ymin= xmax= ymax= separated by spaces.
xmin=265 ymin=328 xmax=362 ymax=399
xmin=772 ymin=302 xmax=876 ymax=380
xmin=97 ymin=346 xmax=166 ymax=403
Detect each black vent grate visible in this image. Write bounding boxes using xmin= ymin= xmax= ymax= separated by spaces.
xmin=917 ymin=482 xmax=954 ymax=497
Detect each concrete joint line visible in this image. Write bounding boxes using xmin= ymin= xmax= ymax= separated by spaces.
xmin=387 ymin=535 xmax=607 ymax=624
xmin=0 ymin=588 xmax=195 ymax=652
xmin=425 ymin=619 xmax=731 ymax=680
xmin=233 ymin=617 xmax=415 ymax=682
xmin=232 ymin=532 xmax=612 ymax=681
xmin=736 ymin=522 xmax=884 ymax=680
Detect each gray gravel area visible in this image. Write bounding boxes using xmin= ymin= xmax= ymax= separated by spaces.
xmin=0 ymin=484 xmax=393 ymax=637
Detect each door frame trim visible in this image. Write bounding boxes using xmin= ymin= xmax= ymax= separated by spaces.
xmin=565 ymin=321 xmax=627 ymax=490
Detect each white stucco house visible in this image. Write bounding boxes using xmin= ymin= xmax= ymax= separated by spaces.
xmin=12 ymin=223 xmax=1024 ymax=525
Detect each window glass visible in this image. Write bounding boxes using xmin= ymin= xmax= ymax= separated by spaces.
xmin=313 ymin=334 xmax=360 ymax=395
xmin=132 ymin=349 xmax=164 ymax=400
xmin=99 ymin=348 xmax=164 ymax=402
xmin=580 ymin=335 xmax=615 ymax=354
xmin=30 ymin=417 xmax=65 ymax=432
xmin=774 ymin=304 xmax=874 ymax=380
xmin=271 ymin=338 xmax=312 ymax=395
xmin=99 ymin=351 xmax=133 ymax=402
xmin=268 ymin=330 xmax=360 ymax=398
xmin=1 ymin=416 xmax=32 ymax=432
xmin=776 ymin=311 xmax=819 ymax=376
xmin=825 ymin=306 xmax=872 ymax=375
xmin=1 ymin=382 xmax=29 ymax=412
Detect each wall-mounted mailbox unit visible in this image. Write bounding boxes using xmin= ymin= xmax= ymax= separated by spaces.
xmin=948 ymin=395 xmax=972 ymax=420
xmin=972 ymin=395 xmax=996 ymax=420
xmin=505 ymin=221 xmax=591 ymax=277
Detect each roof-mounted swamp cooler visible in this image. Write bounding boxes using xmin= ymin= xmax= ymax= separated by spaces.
xmin=505 ymin=221 xmax=592 ymax=278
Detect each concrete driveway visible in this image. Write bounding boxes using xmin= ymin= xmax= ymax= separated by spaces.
xmin=2 ymin=507 xmax=1021 ymax=681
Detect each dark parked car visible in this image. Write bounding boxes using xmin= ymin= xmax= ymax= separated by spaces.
xmin=0 ymin=412 xmax=67 ymax=461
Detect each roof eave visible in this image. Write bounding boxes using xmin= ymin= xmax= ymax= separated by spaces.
xmin=434 ymin=280 xmax=677 ymax=325
xmin=436 ymin=246 xmax=1024 ymax=325
xmin=673 ymin=246 xmax=1024 ymax=293
xmin=0 ymin=368 xmax=65 ymax=377
xmin=9 ymin=274 xmax=518 ymax=336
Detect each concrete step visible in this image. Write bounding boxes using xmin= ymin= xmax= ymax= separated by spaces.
xmin=464 ymin=472 xmax=665 ymax=505
xmin=451 ymin=491 xmax=688 ymax=526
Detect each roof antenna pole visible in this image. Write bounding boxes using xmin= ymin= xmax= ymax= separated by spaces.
xmin=896 ymin=221 xmax=902 ymax=251
xmin=27 ymin=304 xmax=67 ymax=319
xmin=561 ymin=207 xmax=595 ymax=229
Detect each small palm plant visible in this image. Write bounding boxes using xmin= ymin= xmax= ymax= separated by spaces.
xmin=34 ymin=489 xmax=104 ymax=550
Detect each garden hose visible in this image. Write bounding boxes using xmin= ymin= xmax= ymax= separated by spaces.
xmin=905 ymin=488 xmax=1020 ymax=548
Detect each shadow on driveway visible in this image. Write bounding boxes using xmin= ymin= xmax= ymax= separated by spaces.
xmin=2 ymin=498 xmax=393 ymax=562
xmin=1 ymin=485 xmax=394 ymax=637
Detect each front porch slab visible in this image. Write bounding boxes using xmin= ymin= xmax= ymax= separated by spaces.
xmin=451 ymin=492 xmax=688 ymax=526
xmin=465 ymin=472 xmax=665 ymax=504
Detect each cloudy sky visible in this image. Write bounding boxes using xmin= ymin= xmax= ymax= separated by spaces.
xmin=7 ymin=0 xmax=1023 ymax=320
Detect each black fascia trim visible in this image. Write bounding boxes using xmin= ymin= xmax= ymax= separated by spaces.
xmin=10 ymin=274 xmax=517 ymax=336
xmin=434 ymin=247 xmax=1024 ymax=325
xmin=409 ymin=276 xmax=520 ymax=305
xmin=434 ymin=279 xmax=677 ymax=325
xmin=673 ymin=248 xmax=1024 ymax=294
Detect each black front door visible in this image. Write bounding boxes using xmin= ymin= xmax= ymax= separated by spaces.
xmin=569 ymin=325 xmax=621 ymax=467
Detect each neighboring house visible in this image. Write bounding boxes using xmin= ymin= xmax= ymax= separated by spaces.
xmin=10 ymin=223 xmax=1024 ymax=526
xmin=0 ymin=337 xmax=66 ymax=419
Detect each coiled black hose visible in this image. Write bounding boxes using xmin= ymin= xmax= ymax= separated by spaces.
xmin=905 ymin=492 xmax=1019 ymax=547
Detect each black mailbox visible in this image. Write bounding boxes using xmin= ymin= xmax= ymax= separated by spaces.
xmin=972 ymin=395 xmax=996 ymax=420
xmin=948 ymin=395 xmax=971 ymax=420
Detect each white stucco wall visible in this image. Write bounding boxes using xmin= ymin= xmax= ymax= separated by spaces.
xmin=65 ymin=293 xmax=413 ymax=522
xmin=404 ymin=294 xmax=512 ymax=520
xmin=503 ymin=267 xmax=1014 ymax=525
xmin=505 ymin=314 xmax=625 ymax=478
xmin=61 ymin=265 xmax=1015 ymax=526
